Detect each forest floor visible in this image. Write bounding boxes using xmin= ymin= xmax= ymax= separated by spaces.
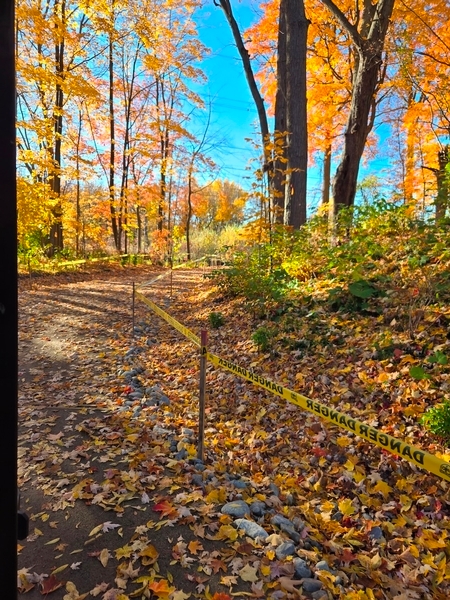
xmin=17 ymin=264 xmax=450 ymax=600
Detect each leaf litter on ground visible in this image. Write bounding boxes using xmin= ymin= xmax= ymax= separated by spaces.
xmin=17 ymin=264 xmax=450 ymax=600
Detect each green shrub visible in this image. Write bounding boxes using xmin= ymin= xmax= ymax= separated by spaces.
xmin=208 ymin=311 xmax=225 ymax=328
xmin=421 ymin=400 xmax=450 ymax=443
xmin=252 ymin=326 xmax=274 ymax=352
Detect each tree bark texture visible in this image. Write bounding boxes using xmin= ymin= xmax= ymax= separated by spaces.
xmin=274 ymin=0 xmax=308 ymax=228
xmin=49 ymin=0 xmax=65 ymax=253
xmin=321 ymin=0 xmax=395 ymax=213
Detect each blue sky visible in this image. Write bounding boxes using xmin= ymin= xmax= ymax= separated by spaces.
xmin=192 ymin=1 xmax=392 ymax=211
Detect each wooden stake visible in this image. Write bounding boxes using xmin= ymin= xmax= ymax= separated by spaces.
xmin=132 ymin=281 xmax=135 ymax=337
xmin=198 ymin=330 xmax=207 ymax=462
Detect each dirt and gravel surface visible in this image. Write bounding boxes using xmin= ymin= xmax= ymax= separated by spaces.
xmin=17 ymin=266 xmax=247 ymax=600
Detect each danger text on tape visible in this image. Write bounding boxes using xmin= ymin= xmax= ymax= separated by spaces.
xmin=134 ymin=283 xmax=450 ymax=483
xmin=208 ymin=352 xmax=450 ymax=482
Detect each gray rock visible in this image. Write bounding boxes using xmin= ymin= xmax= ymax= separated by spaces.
xmin=315 ymin=560 xmax=333 ymax=573
xmin=284 ymin=525 xmax=301 ymax=543
xmin=231 ymin=479 xmax=247 ymax=489
xmin=234 ymin=519 xmax=268 ymax=540
xmin=293 ymin=558 xmax=312 ymax=579
xmin=368 ymin=526 xmax=384 ymax=540
xmin=285 ymin=493 xmax=295 ymax=506
xmin=312 ymin=592 xmax=328 ymax=600
xmin=271 ymin=515 xmax=296 ymax=529
xmin=331 ymin=511 xmax=343 ymax=521
xmin=302 ymin=579 xmax=323 ymax=593
xmin=191 ymin=474 xmax=204 ymax=487
xmin=129 ymin=391 xmax=143 ymax=400
xmin=269 ymin=483 xmax=280 ymax=496
xmin=153 ymin=426 xmax=172 ymax=436
xmin=275 ymin=541 xmax=296 ymax=560
xmin=175 ymin=449 xmax=187 ymax=460
xmin=122 ymin=369 xmax=137 ymax=379
xmin=221 ymin=501 xmax=250 ymax=518
xmin=250 ymin=501 xmax=266 ymax=517
xmin=182 ymin=428 xmax=195 ymax=436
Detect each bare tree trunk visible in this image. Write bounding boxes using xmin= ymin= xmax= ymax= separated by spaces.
xmin=322 ymin=144 xmax=331 ymax=206
xmin=435 ymin=146 xmax=449 ymax=222
xmin=109 ymin=30 xmax=121 ymax=251
xmin=49 ymin=0 xmax=65 ymax=254
xmin=282 ymin=0 xmax=308 ymax=228
xmin=273 ymin=1 xmax=287 ymax=224
xmin=75 ymin=108 xmax=82 ymax=256
xmin=186 ymin=166 xmax=193 ymax=261
xmin=321 ymin=0 xmax=395 ymax=214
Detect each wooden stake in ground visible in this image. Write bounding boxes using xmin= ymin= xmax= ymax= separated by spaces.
xmin=132 ymin=282 xmax=135 ymax=337
xmin=198 ymin=330 xmax=207 ymax=462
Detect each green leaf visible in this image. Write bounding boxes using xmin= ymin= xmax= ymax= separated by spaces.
xmin=348 ymin=280 xmax=376 ymax=299
xmin=427 ymin=351 xmax=448 ymax=365
xmin=409 ymin=366 xmax=430 ymax=380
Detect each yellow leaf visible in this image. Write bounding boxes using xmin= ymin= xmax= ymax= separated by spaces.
xmin=205 ymin=488 xmax=227 ymax=504
xmin=338 ymin=498 xmax=355 ymax=516
xmin=99 ymin=548 xmax=111 ymax=567
xmin=140 ymin=544 xmax=159 ymax=565
xmin=88 ymin=524 xmax=103 ymax=537
xmin=170 ymin=591 xmax=191 ymax=600
xmin=216 ymin=524 xmax=238 ymax=542
xmin=51 ymin=564 xmax=69 ymax=575
xmin=266 ymin=549 xmax=275 ymax=560
xmin=336 ymin=436 xmax=350 ymax=447
xmin=45 ymin=538 xmax=61 ymax=545
xmin=400 ymin=495 xmax=412 ymax=511
xmin=372 ymin=480 xmax=392 ymax=499
xmin=239 ymin=564 xmax=258 ymax=582
xmin=188 ymin=540 xmax=203 ymax=555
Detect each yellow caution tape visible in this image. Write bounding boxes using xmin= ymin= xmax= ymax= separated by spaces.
xmin=138 ymin=271 xmax=172 ymax=289
xmin=135 ymin=291 xmax=200 ymax=346
xmin=206 ymin=352 xmax=450 ymax=482
xmin=134 ymin=279 xmax=450 ymax=482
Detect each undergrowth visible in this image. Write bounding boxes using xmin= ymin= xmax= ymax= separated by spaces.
xmin=207 ymin=200 xmax=450 ymax=441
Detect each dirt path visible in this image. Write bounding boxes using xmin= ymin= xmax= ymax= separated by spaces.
xmin=17 ymin=267 xmax=244 ymax=600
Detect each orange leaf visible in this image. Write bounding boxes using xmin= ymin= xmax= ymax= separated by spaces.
xmin=152 ymin=499 xmax=178 ymax=519
xmin=188 ymin=539 xmax=203 ymax=555
xmin=148 ymin=579 xmax=174 ymax=598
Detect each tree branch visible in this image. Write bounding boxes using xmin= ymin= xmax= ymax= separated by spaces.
xmin=319 ymin=0 xmax=362 ymax=49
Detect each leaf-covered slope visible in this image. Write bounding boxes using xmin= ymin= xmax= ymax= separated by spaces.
xmin=17 ymin=263 xmax=450 ymax=600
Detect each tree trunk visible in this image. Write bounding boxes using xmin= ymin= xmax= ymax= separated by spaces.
xmin=75 ymin=109 xmax=82 ymax=256
xmin=273 ymin=0 xmax=287 ymax=224
xmin=156 ymin=77 xmax=171 ymax=233
xmin=49 ymin=0 xmax=65 ymax=255
xmin=186 ymin=166 xmax=193 ymax=261
xmin=322 ymin=144 xmax=331 ymax=206
xmin=320 ymin=0 xmax=395 ymax=214
xmin=109 ymin=28 xmax=121 ymax=252
xmin=282 ymin=0 xmax=308 ymax=228
xmin=435 ymin=146 xmax=449 ymax=222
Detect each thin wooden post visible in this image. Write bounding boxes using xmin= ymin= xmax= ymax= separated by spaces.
xmin=198 ymin=330 xmax=207 ymax=462
xmin=132 ymin=281 xmax=135 ymax=337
